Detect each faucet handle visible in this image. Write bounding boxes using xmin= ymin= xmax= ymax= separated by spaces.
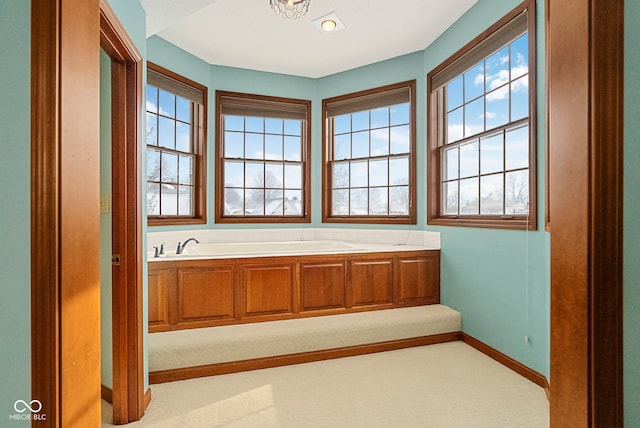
xmin=153 ymin=246 xmax=159 ymax=258
xmin=176 ymin=242 xmax=182 ymax=254
xmin=159 ymin=243 xmax=165 ymax=255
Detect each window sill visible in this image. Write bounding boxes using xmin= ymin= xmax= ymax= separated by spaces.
xmin=427 ymin=216 xmax=536 ymax=231
xmin=148 ymin=216 xmax=206 ymax=227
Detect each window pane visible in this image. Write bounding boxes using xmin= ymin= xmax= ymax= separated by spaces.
xmin=506 ymin=170 xmax=529 ymax=214
xmin=390 ymin=186 xmax=409 ymax=215
xmin=369 ymin=188 xmax=388 ymax=215
xmin=350 ymin=188 xmax=368 ymax=214
xmin=245 ymin=116 xmax=263 ymax=133
xmin=146 ymin=85 xmax=158 ymax=113
xmin=245 ymin=162 xmax=264 ymax=188
xmin=246 ymin=189 xmax=264 ymax=215
xmin=485 ymin=85 xmax=509 ymax=130
xmin=178 ymin=155 xmax=193 ymax=185
xmin=245 ymin=133 xmax=263 ymax=159
xmin=176 ymin=96 xmax=190 ymax=123
xmin=284 ymin=136 xmax=301 ymax=161
xmin=224 ymin=188 xmax=244 ymax=215
xmin=464 ymin=62 xmax=485 ymax=102
xmin=443 ymin=182 xmax=458 ymax=215
xmin=146 ymin=113 xmax=158 ymax=146
xmin=389 ymin=156 xmax=409 ymax=185
xmin=161 ymin=152 xmax=178 ymax=183
xmin=224 ymin=131 xmax=244 ymax=158
xmin=369 ymin=159 xmax=388 ymax=187
xmin=480 ymin=133 xmax=504 ymax=175
xmin=224 ymin=161 xmax=244 ymax=187
xmin=265 ymin=118 xmax=283 ymax=134
xmin=284 ymin=119 xmax=301 ymax=136
xmin=334 ymin=134 xmax=350 ymax=160
xmin=147 ymin=148 xmax=160 ymax=181
xmin=446 ymin=75 xmax=463 ymax=112
xmin=225 ymin=115 xmax=244 ymax=132
xmin=332 ymin=162 xmax=349 ymax=189
xmin=459 ymin=177 xmax=479 ymax=214
xmin=159 ymin=89 xmax=175 ymax=117
xmin=332 ymin=189 xmax=349 ymax=215
xmin=284 ymin=190 xmax=302 ymax=215
xmin=506 ymin=125 xmax=529 ymax=170
xmin=480 ymin=173 xmax=504 ymax=214
xmin=459 ymin=140 xmax=479 ymax=178
xmin=390 ymin=103 xmax=410 ymax=126
xmin=158 ymin=116 xmax=175 ymax=149
xmin=334 ymin=114 xmax=351 ymax=134
xmin=390 ymin=125 xmax=410 ymax=154
xmin=265 ymin=134 xmax=283 ymax=160
xmin=370 ymin=128 xmax=389 ymax=156
xmin=178 ymin=185 xmax=193 ymax=215
xmin=485 ymin=46 xmax=510 ymax=92
xmin=147 ymin=182 xmax=160 ymax=215
xmin=447 ymin=107 xmax=464 ymax=143
xmin=443 ymin=147 xmax=458 ymax=181
xmin=371 ymin=107 xmax=389 ymax=128
xmin=176 ymin=121 xmax=191 ymax=153
xmin=284 ymin=190 xmax=303 ymax=216
xmin=265 ymin=164 xmax=283 ymax=188
xmin=464 ymin=97 xmax=485 ymax=137
xmin=510 ymin=34 xmax=529 ymax=79
xmin=351 ymin=131 xmax=369 ymax=158
xmin=284 ymin=164 xmax=302 ymax=189
xmin=161 ymin=184 xmax=178 ymax=215
xmin=352 ymin=111 xmax=369 ymax=132
xmin=511 ymin=75 xmax=529 ymax=121
xmin=350 ymin=160 xmax=368 ymax=188
xmin=265 ymin=189 xmax=284 ymax=215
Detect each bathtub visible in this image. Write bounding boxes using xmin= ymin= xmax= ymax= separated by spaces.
xmin=149 ymin=239 xmax=431 ymax=261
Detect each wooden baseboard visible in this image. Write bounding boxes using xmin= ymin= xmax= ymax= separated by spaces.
xmin=101 ymin=385 xmax=152 ymax=411
xmin=461 ymin=333 xmax=549 ymax=393
xmin=150 ymin=332 xmax=462 ymax=384
xmin=101 ymin=384 xmax=113 ymax=404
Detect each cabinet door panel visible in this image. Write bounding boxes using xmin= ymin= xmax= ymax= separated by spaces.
xmin=242 ymin=264 xmax=294 ymax=316
xmin=148 ymin=268 xmax=170 ymax=329
xmin=300 ymin=261 xmax=346 ymax=311
xmin=349 ymin=259 xmax=393 ymax=307
xmin=397 ymin=255 xmax=440 ymax=304
xmin=178 ymin=268 xmax=234 ymax=322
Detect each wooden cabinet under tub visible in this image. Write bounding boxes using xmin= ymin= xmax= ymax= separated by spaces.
xmin=148 ymin=250 xmax=440 ymax=332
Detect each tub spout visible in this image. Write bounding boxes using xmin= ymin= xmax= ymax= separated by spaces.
xmin=176 ymin=237 xmax=200 ymax=254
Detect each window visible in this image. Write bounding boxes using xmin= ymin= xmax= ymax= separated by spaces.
xmin=215 ymin=91 xmax=311 ymax=223
xmin=146 ymin=62 xmax=207 ymax=225
xmin=427 ymin=2 xmax=536 ymax=230
xmin=323 ymin=81 xmax=416 ymax=224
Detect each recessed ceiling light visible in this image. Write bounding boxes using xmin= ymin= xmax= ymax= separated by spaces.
xmin=312 ymin=12 xmax=345 ymax=33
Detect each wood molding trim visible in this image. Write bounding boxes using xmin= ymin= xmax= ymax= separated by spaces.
xmin=150 ymin=332 xmax=462 ymax=384
xmin=99 ymin=0 xmax=145 ymax=424
xmin=101 ymin=385 xmax=113 ymax=405
xmin=547 ymin=0 xmax=624 ymax=426
xmin=32 ymin=0 xmax=102 ymax=426
xmin=461 ymin=333 xmax=549 ymax=391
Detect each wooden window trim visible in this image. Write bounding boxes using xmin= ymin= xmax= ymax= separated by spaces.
xmin=427 ymin=0 xmax=537 ymax=231
xmin=215 ymin=90 xmax=312 ymax=224
xmin=146 ymin=61 xmax=207 ymax=226
xmin=322 ymin=80 xmax=417 ymax=225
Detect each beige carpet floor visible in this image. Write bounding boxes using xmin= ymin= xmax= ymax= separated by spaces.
xmin=102 ymin=342 xmax=549 ymax=427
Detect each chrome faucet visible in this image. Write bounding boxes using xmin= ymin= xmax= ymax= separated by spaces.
xmin=176 ymin=238 xmax=200 ymax=254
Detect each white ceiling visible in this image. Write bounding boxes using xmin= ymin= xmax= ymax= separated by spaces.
xmin=141 ymin=0 xmax=478 ymax=78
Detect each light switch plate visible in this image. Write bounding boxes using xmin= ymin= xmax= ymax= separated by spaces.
xmin=100 ymin=194 xmax=111 ymax=214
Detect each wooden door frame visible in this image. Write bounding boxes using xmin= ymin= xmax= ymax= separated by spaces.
xmin=100 ymin=1 xmax=145 ymax=424
xmin=31 ymin=0 xmax=145 ymax=425
xmin=547 ymin=0 xmax=624 ymax=426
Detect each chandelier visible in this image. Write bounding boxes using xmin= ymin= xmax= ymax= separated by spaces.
xmin=269 ymin=0 xmax=310 ymax=20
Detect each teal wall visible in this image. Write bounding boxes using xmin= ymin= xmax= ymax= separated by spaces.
xmin=0 ymin=1 xmax=31 ymax=424
xmin=624 ymin=0 xmax=640 ymax=425
xmin=100 ymin=48 xmax=114 ymax=389
xmin=146 ymin=0 xmax=551 ymax=377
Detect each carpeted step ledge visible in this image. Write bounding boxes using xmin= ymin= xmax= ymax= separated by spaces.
xmin=149 ymin=304 xmax=462 ymax=383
